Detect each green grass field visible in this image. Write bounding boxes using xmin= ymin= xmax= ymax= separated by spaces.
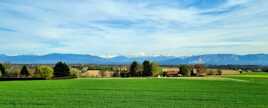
xmin=0 ymin=73 xmax=268 ymax=108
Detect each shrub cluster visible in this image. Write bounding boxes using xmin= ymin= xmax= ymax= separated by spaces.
xmin=70 ymin=68 xmax=81 ymax=78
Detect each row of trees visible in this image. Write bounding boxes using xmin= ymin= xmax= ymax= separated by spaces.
xmin=129 ymin=60 xmax=161 ymax=77
xmin=0 ymin=61 xmax=210 ymax=79
xmin=128 ymin=62 xmax=207 ymax=77
xmin=0 ymin=62 xmax=80 ymax=79
xmin=0 ymin=64 xmax=33 ymax=78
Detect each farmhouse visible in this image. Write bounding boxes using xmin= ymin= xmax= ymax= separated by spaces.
xmin=162 ymin=67 xmax=181 ymax=77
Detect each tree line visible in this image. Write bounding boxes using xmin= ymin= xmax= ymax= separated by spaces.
xmin=0 ymin=61 xmax=208 ymax=79
xmin=2 ymin=60 xmax=258 ymax=79
xmin=0 ymin=62 xmax=80 ymax=79
xmin=0 ymin=60 xmax=163 ymax=79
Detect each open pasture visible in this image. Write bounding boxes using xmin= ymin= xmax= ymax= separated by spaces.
xmin=0 ymin=73 xmax=268 ymax=108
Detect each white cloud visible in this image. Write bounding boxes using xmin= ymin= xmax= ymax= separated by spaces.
xmin=0 ymin=0 xmax=267 ymax=56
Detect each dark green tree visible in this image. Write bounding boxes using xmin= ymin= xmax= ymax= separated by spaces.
xmin=180 ymin=65 xmax=192 ymax=77
xmin=21 ymin=65 xmax=30 ymax=77
xmin=53 ymin=61 xmax=70 ymax=77
xmin=143 ymin=60 xmax=152 ymax=77
xmin=129 ymin=61 xmax=139 ymax=77
xmin=0 ymin=64 xmax=6 ymax=77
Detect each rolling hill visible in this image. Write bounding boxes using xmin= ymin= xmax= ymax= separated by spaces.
xmin=0 ymin=53 xmax=268 ymax=65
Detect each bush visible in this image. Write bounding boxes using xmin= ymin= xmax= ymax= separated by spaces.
xmin=180 ymin=65 xmax=192 ymax=77
xmin=262 ymin=67 xmax=268 ymax=72
xmin=38 ymin=66 xmax=54 ymax=80
xmin=217 ymin=69 xmax=222 ymax=75
xmin=53 ymin=62 xmax=70 ymax=77
xmin=112 ymin=71 xmax=121 ymax=77
xmin=120 ymin=72 xmax=130 ymax=77
xmin=70 ymin=68 xmax=81 ymax=78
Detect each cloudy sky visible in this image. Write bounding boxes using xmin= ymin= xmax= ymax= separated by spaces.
xmin=0 ymin=0 xmax=267 ymax=57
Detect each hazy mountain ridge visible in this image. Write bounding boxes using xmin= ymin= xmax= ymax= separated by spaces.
xmin=0 ymin=53 xmax=268 ymax=65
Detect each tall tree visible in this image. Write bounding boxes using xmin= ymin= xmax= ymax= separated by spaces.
xmin=38 ymin=66 xmax=54 ymax=80
xmin=0 ymin=64 xmax=6 ymax=77
xmin=143 ymin=60 xmax=152 ymax=77
xmin=180 ymin=65 xmax=192 ymax=77
xmin=53 ymin=61 xmax=70 ymax=77
xmin=129 ymin=61 xmax=139 ymax=77
xmin=21 ymin=65 xmax=30 ymax=77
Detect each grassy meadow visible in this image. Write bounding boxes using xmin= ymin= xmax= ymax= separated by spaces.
xmin=0 ymin=73 xmax=268 ymax=108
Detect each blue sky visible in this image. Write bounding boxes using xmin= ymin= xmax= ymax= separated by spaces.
xmin=0 ymin=0 xmax=267 ymax=57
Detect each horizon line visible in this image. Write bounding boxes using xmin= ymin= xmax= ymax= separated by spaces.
xmin=1 ymin=53 xmax=267 ymax=58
